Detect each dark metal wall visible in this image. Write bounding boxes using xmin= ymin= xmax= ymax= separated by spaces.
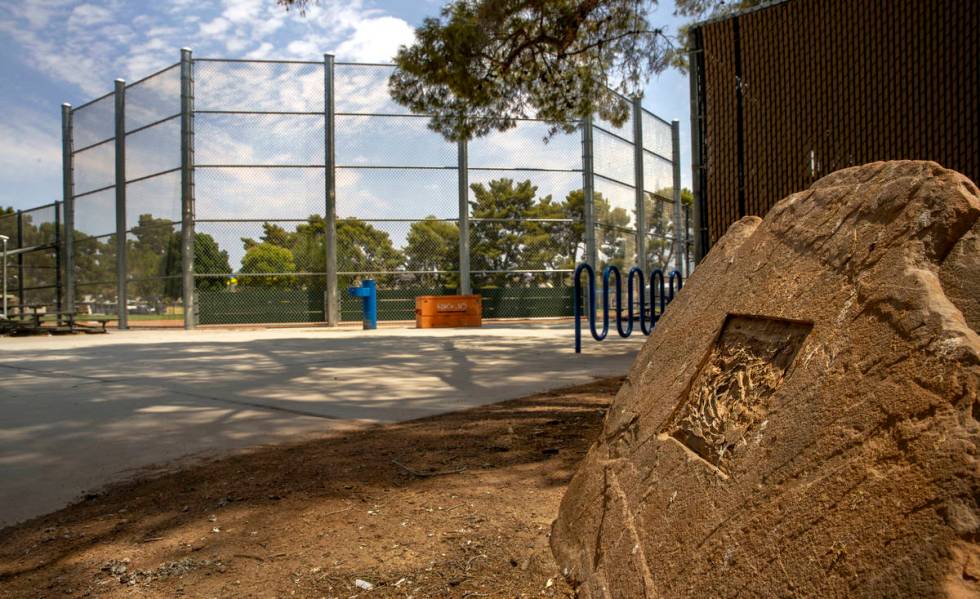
xmin=692 ymin=0 xmax=980 ymax=251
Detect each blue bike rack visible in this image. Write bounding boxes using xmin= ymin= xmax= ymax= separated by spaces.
xmin=573 ymin=263 xmax=683 ymax=353
xmin=347 ymin=279 xmax=378 ymax=330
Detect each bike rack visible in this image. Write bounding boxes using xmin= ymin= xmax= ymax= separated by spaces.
xmin=573 ymin=263 xmax=683 ymax=353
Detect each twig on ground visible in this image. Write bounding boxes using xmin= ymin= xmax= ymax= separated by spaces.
xmin=233 ymin=554 xmax=265 ymax=562
xmin=391 ymin=459 xmax=466 ymax=477
xmin=323 ymin=503 xmax=354 ymax=517
xmin=465 ymin=554 xmax=488 ymax=571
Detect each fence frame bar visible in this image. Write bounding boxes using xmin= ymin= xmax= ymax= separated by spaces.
xmin=180 ymin=48 xmax=196 ymax=330
xmin=54 ymin=200 xmax=62 ymax=313
xmin=632 ymin=97 xmax=647 ymax=273
xmin=457 ymin=138 xmax=471 ymax=295
xmin=114 ymin=79 xmax=128 ymax=329
xmin=61 ymin=104 xmax=75 ymax=314
xmin=671 ymin=120 xmax=684 ymax=273
xmin=49 ymin=55 xmax=682 ymax=326
xmin=581 ymin=117 xmax=597 ymax=267
xmin=323 ymin=53 xmax=338 ymax=326
xmin=689 ymin=28 xmax=708 ymax=262
xmin=15 ymin=210 xmax=24 ymax=308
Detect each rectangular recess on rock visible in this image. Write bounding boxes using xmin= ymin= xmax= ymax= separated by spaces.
xmin=663 ymin=314 xmax=812 ymax=474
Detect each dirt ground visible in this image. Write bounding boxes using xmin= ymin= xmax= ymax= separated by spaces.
xmin=0 ymin=377 xmax=622 ymax=598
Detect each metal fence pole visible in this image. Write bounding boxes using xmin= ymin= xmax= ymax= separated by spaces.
xmin=684 ymin=204 xmax=692 ymax=275
xmin=180 ymin=48 xmax=196 ymax=330
xmin=15 ymin=210 xmax=23 ymax=309
xmin=671 ymin=120 xmax=684 ymax=273
xmin=689 ymin=27 xmax=707 ymax=262
xmin=54 ymin=201 xmax=62 ymax=314
xmin=457 ymin=138 xmax=471 ymax=295
xmin=632 ymin=98 xmax=646 ymax=273
xmin=114 ymin=79 xmax=128 ymax=329
xmin=581 ymin=117 xmax=597 ymax=267
xmin=323 ymin=53 xmax=338 ymax=326
xmin=1 ymin=236 xmax=6 ymax=318
xmin=62 ymin=103 xmax=75 ymax=315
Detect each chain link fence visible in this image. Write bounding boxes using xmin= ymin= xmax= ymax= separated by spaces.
xmin=39 ymin=51 xmax=686 ymax=327
xmin=0 ymin=203 xmax=62 ymax=317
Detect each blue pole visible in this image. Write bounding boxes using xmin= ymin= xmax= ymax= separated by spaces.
xmin=669 ymin=270 xmax=684 ymax=301
xmin=362 ymin=279 xmax=377 ymax=330
xmin=573 ymin=263 xmax=594 ymax=353
xmin=629 ymin=267 xmax=650 ymax=335
xmin=347 ymin=279 xmax=377 ymax=330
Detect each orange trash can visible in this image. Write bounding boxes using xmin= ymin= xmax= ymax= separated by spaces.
xmin=415 ymin=295 xmax=482 ymax=328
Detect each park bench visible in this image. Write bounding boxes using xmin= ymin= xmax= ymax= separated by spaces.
xmin=1 ymin=305 xmax=116 ymax=335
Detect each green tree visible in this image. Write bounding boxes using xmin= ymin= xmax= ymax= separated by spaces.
xmin=128 ymin=214 xmax=176 ymax=304
xmin=162 ymin=232 xmax=232 ymax=299
xmin=289 ymin=216 xmax=327 ymax=274
xmin=0 ymin=207 xmax=15 ymax=245
xmin=596 ymin=199 xmax=634 ymax=271
xmin=238 ymin=215 xmax=404 ymax=290
xmin=337 ymin=218 xmax=405 ymax=285
xmin=241 ymin=222 xmax=296 ymax=252
xmin=404 ymin=216 xmax=459 ymax=289
xmin=643 ymin=187 xmax=693 ymax=271
xmin=239 ymin=243 xmax=297 ymax=288
xmin=541 ymin=188 xmax=624 ymax=271
xmin=280 ymin=0 xmax=761 ymax=141
xmin=468 ymin=178 xmax=541 ymax=286
xmin=74 ymin=232 xmax=117 ymax=301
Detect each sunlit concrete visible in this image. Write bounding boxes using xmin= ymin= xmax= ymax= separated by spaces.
xmin=0 ymin=322 xmax=641 ymax=527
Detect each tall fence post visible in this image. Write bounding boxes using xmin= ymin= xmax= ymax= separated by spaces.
xmin=671 ymin=120 xmax=683 ymax=273
xmin=457 ymin=138 xmax=471 ymax=295
xmin=581 ymin=116 xmax=597 ymax=267
xmin=632 ymin=98 xmax=646 ymax=273
xmin=54 ymin=200 xmax=62 ymax=313
xmin=180 ymin=48 xmax=196 ymax=330
xmin=15 ymin=210 xmax=23 ymax=309
xmin=114 ymin=79 xmax=128 ymax=329
xmin=689 ymin=26 xmax=707 ymax=262
xmin=323 ymin=53 xmax=338 ymax=326
xmin=62 ymin=103 xmax=75 ymax=315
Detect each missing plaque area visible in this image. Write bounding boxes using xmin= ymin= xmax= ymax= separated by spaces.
xmin=665 ymin=315 xmax=812 ymax=473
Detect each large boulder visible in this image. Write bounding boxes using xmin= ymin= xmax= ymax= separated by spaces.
xmin=552 ymin=161 xmax=980 ymax=597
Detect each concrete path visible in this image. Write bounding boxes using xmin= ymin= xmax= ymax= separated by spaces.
xmin=0 ymin=323 xmax=641 ymax=527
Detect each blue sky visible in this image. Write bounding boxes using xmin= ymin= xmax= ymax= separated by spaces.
xmin=0 ymin=0 xmax=693 ymax=213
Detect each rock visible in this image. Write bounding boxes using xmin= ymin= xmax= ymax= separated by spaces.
xmin=355 ymin=578 xmax=374 ymax=590
xmin=551 ymin=161 xmax=980 ymax=598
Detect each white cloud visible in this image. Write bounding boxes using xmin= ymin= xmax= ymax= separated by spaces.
xmin=334 ymin=16 xmax=415 ymax=62
xmin=0 ymin=0 xmax=425 ymax=213
xmin=0 ymin=119 xmax=61 ymax=172
xmin=224 ymin=36 xmax=249 ymax=53
xmin=8 ymin=0 xmax=74 ymax=29
xmin=0 ymin=111 xmax=63 ymax=209
xmin=222 ymin=0 xmax=263 ymax=24
xmin=286 ymin=39 xmax=320 ymax=57
xmin=199 ymin=17 xmax=231 ymax=37
xmin=245 ymin=42 xmax=274 ymax=59
xmin=68 ymin=3 xmax=112 ymax=28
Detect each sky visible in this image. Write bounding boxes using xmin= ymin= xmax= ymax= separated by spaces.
xmin=0 ymin=0 xmax=694 ymax=222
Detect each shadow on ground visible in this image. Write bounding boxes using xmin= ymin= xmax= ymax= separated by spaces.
xmin=0 ymin=377 xmax=623 ymax=598
xmin=0 ymin=329 xmax=639 ymax=526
